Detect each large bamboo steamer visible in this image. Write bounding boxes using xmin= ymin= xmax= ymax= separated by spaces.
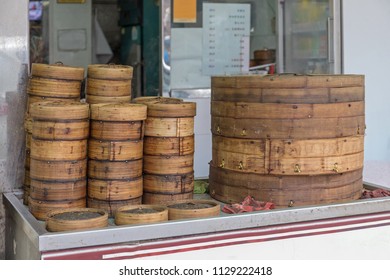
xmin=209 ymin=164 xmax=363 ymax=206
xmin=88 ymin=177 xmax=143 ymax=201
xmin=27 ymin=77 xmax=82 ymax=99
xmin=88 ymin=159 xmax=143 ymax=180
xmin=32 ymin=119 xmax=89 ymax=140
xmin=30 ymin=139 xmax=87 ymax=161
xmin=30 ymin=179 xmax=86 ymax=201
xmin=88 ymin=139 xmax=143 ymax=161
xmin=209 ymin=74 xmax=365 ymax=207
xmin=46 ymin=208 xmax=108 ymax=232
xmin=88 ymin=64 xmax=133 ymax=80
xmin=30 ymin=158 xmax=87 ymax=181
xmin=90 ymin=120 xmax=144 ymax=141
xmin=28 ymin=197 xmax=86 ymax=221
xmin=143 ymin=136 xmax=194 ymax=156
xmin=87 ymin=197 xmax=142 ymax=217
xmin=31 ymin=62 xmax=85 ymax=81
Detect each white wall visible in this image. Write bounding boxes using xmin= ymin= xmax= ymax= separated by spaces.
xmin=343 ymin=0 xmax=390 ymax=187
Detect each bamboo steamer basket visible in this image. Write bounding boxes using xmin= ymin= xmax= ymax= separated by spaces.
xmin=88 ymin=64 xmax=133 ymax=80
xmin=31 ymin=62 xmax=85 ymax=81
xmin=143 ymin=172 xmax=194 ymax=194
xmin=143 ymin=192 xmax=193 ymax=205
xmin=29 ymin=100 xmax=89 ymax=121
xmin=32 ymin=119 xmax=89 ymax=140
xmin=209 ymin=164 xmax=363 ymax=206
xmin=133 ymin=96 xmax=182 ymax=104
xmin=115 ymin=204 xmax=168 ymax=225
xmin=143 ymin=154 xmax=194 ymax=175
xmin=88 ymin=159 xmax=143 ymax=180
xmin=46 ymin=208 xmax=108 ymax=232
xmin=209 ymin=74 xmax=365 ymax=207
xmin=28 ymin=197 xmax=86 ymax=221
xmin=88 ymin=139 xmax=143 ymax=161
xmin=167 ymin=200 xmax=220 ymax=220
xmin=144 ymin=117 xmax=194 ymax=137
xmin=30 ymin=158 xmax=87 ymax=181
xmin=143 ymin=136 xmax=194 ymax=156
xmin=86 ymin=78 xmax=131 ymax=96
xmin=27 ymin=76 xmax=82 ymax=99
xmin=88 ymin=177 xmax=143 ymax=201
xmin=90 ymin=120 xmax=144 ymax=141
xmin=87 ymin=197 xmax=142 ymax=217
xmin=30 ymin=179 xmax=86 ymax=201
xmin=86 ymin=95 xmax=131 ymax=104
xmin=30 ymin=138 xmax=87 ymax=161
xmin=90 ymin=103 xmax=147 ymax=122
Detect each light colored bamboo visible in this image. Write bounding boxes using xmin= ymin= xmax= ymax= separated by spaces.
xmin=88 ymin=139 xmax=143 ymax=161
xmin=88 ymin=64 xmax=133 ymax=80
xmin=144 ymin=117 xmax=194 ymax=137
xmin=88 ymin=177 xmax=143 ymax=201
xmin=90 ymin=120 xmax=144 ymax=141
xmin=133 ymin=96 xmax=182 ymax=104
xmin=46 ymin=208 xmax=108 ymax=232
xmin=28 ymin=197 xmax=86 ymax=221
xmin=86 ymin=95 xmax=131 ymax=104
xmin=143 ymin=173 xmax=194 ymax=194
xmin=142 ymin=192 xmax=193 ymax=205
xmin=115 ymin=204 xmax=168 ymax=225
xmin=32 ymin=119 xmax=89 ymax=140
xmin=31 ymin=62 xmax=85 ymax=81
xmin=30 ymin=158 xmax=87 ymax=181
xmin=143 ymin=154 xmax=194 ymax=175
xmin=88 ymin=159 xmax=143 ymax=180
xmin=30 ymin=179 xmax=86 ymax=201
xmin=86 ymin=78 xmax=131 ymax=96
xmin=29 ymin=100 xmax=89 ymax=120
xmin=27 ymin=77 xmax=82 ymax=98
xmin=90 ymin=103 xmax=147 ymax=121
xmin=30 ymin=139 xmax=87 ymax=161
xmin=167 ymin=200 xmax=220 ymax=220
xmin=143 ymin=136 xmax=194 ymax=156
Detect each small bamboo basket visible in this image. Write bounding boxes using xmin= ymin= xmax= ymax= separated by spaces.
xmin=115 ymin=204 xmax=168 ymax=225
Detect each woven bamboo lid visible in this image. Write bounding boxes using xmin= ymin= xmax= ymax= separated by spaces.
xmin=90 ymin=103 xmax=147 ymax=121
xmin=133 ymin=97 xmax=196 ymax=117
xmin=88 ymin=64 xmax=133 ymax=80
xmin=29 ymin=100 xmax=90 ymax=120
xmin=31 ymin=62 xmax=85 ymax=81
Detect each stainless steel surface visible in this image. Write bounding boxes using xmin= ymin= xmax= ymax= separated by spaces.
xmin=4 ymin=182 xmax=390 ymax=256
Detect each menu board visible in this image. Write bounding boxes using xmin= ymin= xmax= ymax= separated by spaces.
xmin=202 ymin=3 xmax=250 ymax=75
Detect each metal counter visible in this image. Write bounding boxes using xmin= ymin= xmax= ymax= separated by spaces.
xmin=5 ymin=182 xmax=390 ymax=259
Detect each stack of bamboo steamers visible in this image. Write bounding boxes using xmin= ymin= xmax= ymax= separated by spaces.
xmin=209 ymin=74 xmax=365 ymax=208
xmin=24 ymin=63 xmax=197 ymax=223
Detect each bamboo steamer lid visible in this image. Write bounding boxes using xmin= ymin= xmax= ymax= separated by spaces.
xmin=27 ymin=77 xmax=82 ymax=98
xmin=88 ymin=64 xmax=133 ymax=80
xmin=29 ymin=100 xmax=89 ymax=120
xmin=90 ymin=120 xmax=144 ymax=141
xmin=28 ymin=197 xmax=87 ymax=221
xmin=87 ymin=197 xmax=142 ymax=217
xmin=30 ymin=179 xmax=86 ymax=201
xmin=31 ymin=62 xmax=85 ymax=81
xmin=46 ymin=208 xmax=108 ymax=232
xmin=134 ymin=96 xmax=196 ymax=117
xmin=90 ymin=103 xmax=147 ymax=121
xmin=88 ymin=139 xmax=143 ymax=161
xmin=133 ymin=96 xmax=183 ymax=104
xmin=167 ymin=200 xmax=220 ymax=220
xmin=86 ymin=95 xmax=131 ymax=104
xmin=142 ymin=192 xmax=193 ymax=205
xmin=88 ymin=177 xmax=143 ymax=201
xmin=115 ymin=204 xmax=168 ymax=225
xmin=86 ymin=78 xmax=131 ymax=96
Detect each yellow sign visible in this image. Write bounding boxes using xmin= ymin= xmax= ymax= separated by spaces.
xmin=173 ymin=0 xmax=197 ymax=23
